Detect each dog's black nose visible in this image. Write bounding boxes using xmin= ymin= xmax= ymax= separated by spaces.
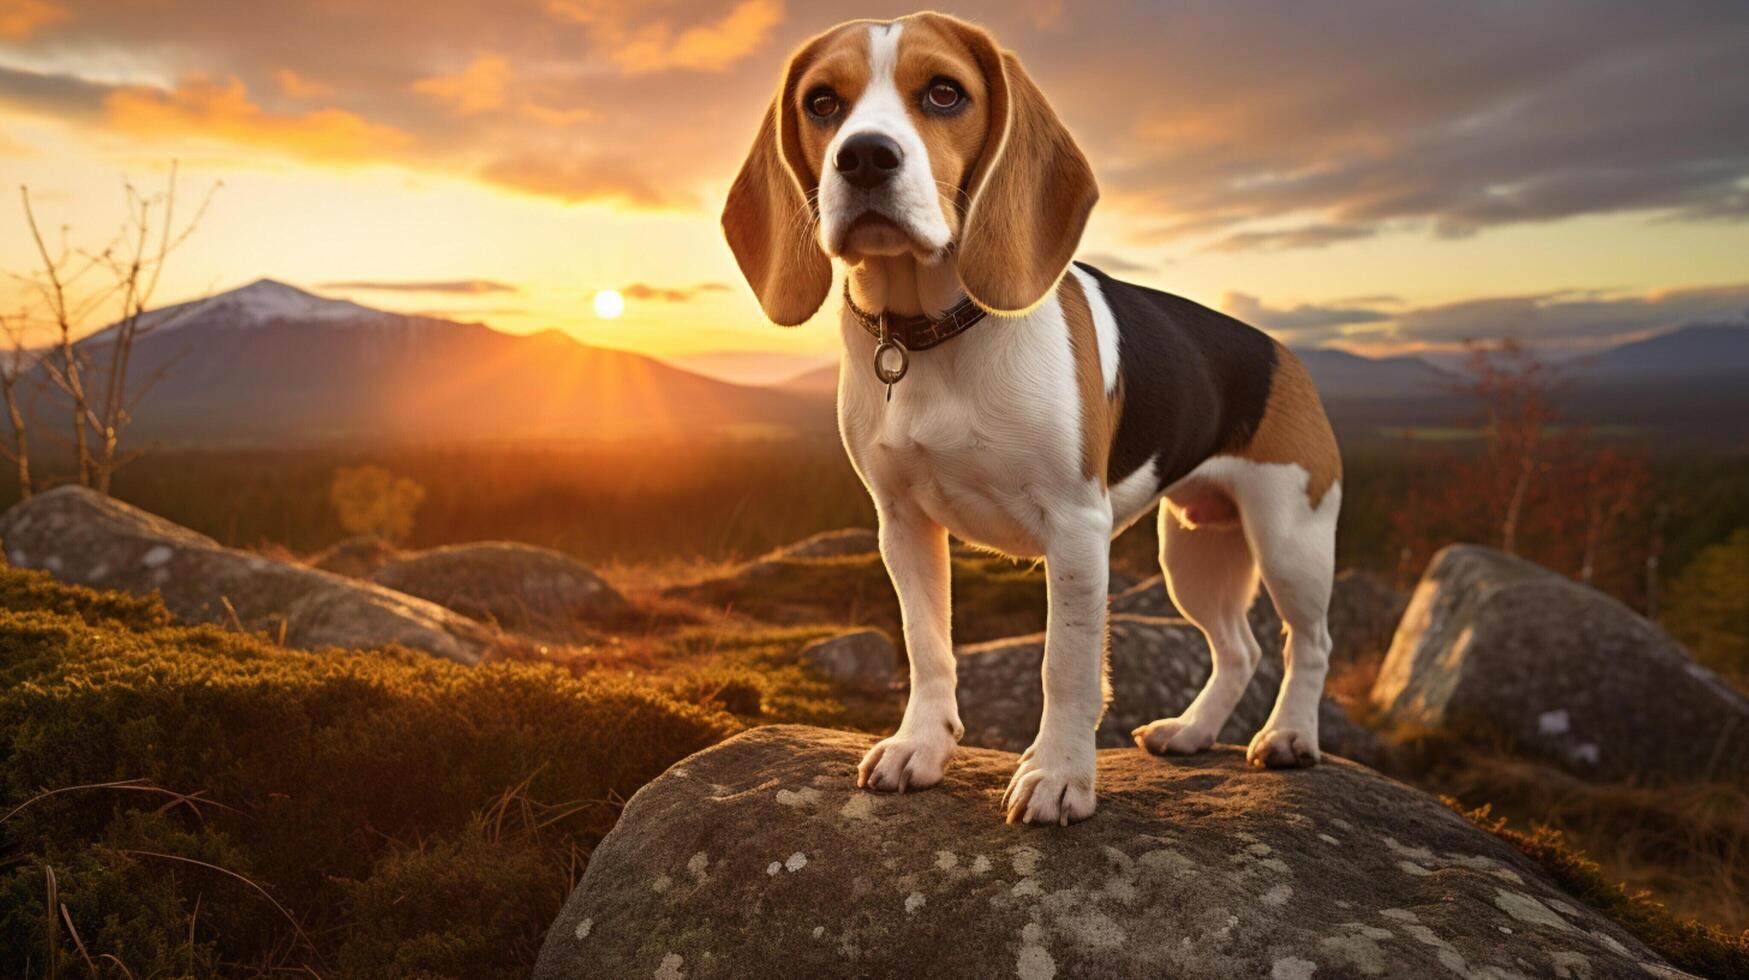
xmin=835 ymin=133 xmax=903 ymax=189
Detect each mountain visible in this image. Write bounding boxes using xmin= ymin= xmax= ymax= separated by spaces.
xmin=778 ymin=348 xmax=1448 ymax=402
xmin=775 ymin=363 xmax=840 ymax=396
xmin=67 ymin=279 xmax=832 ymax=445
xmin=1287 ymin=348 xmax=1449 ymax=400
xmin=1574 ymin=322 xmax=1749 ymax=378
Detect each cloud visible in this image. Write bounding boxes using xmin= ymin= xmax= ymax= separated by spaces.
xmin=319 ymin=279 xmax=518 ymax=294
xmin=550 ymin=0 xmax=784 ymax=75
xmin=1200 ymin=223 xmax=1377 ymax=253
xmin=1075 ymin=252 xmax=1156 ymax=274
xmin=274 ymin=68 xmax=331 ymax=100
xmin=1221 ymin=292 xmax=1390 ymax=344
xmin=412 ymin=54 xmax=510 ymax=116
xmin=8 ymin=0 xmax=1747 ymax=229
xmin=1235 ymin=281 xmax=1749 ymax=350
xmin=620 ymin=282 xmax=732 ymax=302
xmin=1062 ymin=2 xmax=1749 ymax=250
xmin=102 ymin=74 xmax=410 ymax=164
xmin=0 ymin=0 xmax=67 ymax=41
xmin=479 ymin=151 xmax=683 ymax=208
xmin=1382 ymin=284 xmax=1749 ymax=347
xmin=0 ymin=64 xmax=108 ymax=121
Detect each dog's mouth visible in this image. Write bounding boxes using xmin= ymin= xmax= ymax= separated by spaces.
xmin=835 ymin=211 xmax=938 ymax=260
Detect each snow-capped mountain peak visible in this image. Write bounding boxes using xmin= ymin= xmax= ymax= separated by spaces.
xmin=138 ymin=278 xmax=385 ymax=335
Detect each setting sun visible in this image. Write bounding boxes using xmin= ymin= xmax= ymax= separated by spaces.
xmin=593 ymin=289 xmax=625 ymax=319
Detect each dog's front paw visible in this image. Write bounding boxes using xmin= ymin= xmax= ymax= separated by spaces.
xmin=1002 ymin=742 xmax=1096 ymax=826
xmin=1247 ymin=727 xmax=1320 ymax=769
xmin=1132 ymin=715 xmax=1219 ymax=756
xmin=858 ymin=730 xmax=956 ymax=793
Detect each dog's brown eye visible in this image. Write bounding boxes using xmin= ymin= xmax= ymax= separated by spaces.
xmin=806 ymin=88 xmax=840 ymax=118
xmin=926 ymin=81 xmax=961 ymax=110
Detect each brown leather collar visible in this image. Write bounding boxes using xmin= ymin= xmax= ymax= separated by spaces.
xmin=843 ymin=284 xmax=989 ymax=352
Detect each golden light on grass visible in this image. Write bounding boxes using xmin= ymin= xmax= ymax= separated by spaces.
xmin=593 ymin=289 xmax=625 ymax=319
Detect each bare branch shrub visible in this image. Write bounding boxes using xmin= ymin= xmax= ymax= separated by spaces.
xmin=10 ymin=162 xmax=219 ymax=494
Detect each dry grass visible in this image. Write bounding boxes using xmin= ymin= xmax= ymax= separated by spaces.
xmin=1318 ymin=640 xmax=1749 ymax=947
xmin=1453 ymin=801 xmax=1749 ymax=978
xmin=1375 ymin=721 xmax=1749 ymax=942
xmin=1437 ymin=752 xmax=1749 ymax=931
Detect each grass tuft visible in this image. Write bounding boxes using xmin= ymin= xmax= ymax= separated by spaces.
xmin=0 ymin=564 xmax=736 ymax=978
xmin=1452 ymin=800 xmax=1749 ymax=978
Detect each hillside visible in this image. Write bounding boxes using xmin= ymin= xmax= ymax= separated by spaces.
xmin=1578 ymin=322 xmax=1749 ymax=378
xmin=69 ymin=280 xmax=831 ymax=444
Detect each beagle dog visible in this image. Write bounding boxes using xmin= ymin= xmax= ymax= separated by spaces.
xmin=723 ymin=12 xmax=1341 ymax=826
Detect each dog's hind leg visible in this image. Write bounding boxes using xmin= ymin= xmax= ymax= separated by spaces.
xmin=1133 ymin=501 xmax=1263 ymax=755
xmin=1236 ymin=470 xmax=1340 ymax=768
xmin=858 ymin=499 xmax=963 ymax=793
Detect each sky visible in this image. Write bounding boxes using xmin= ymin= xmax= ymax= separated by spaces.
xmin=2 ymin=0 xmax=1747 ymax=382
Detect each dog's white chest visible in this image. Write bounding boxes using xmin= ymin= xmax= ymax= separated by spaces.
xmin=838 ymin=311 xmax=1086 ymax=558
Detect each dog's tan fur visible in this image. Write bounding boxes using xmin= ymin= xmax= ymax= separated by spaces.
xmin=1058 ymin=272 xmax=1121 ymax=486
xmin=1231 ymin=346 xmax=1342 ymax=507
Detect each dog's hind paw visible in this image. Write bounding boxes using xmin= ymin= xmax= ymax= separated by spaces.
xmin=857 ymin=731 xmax=955 ymax=793
xmin=1132 ymin=716 xmax=1218 ymax=755
xmin=1247 ymin=727 xmax=1320 ymax=769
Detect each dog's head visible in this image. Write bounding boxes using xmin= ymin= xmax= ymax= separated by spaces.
xmin=722 ymin=12 xmax=1098 ymax=325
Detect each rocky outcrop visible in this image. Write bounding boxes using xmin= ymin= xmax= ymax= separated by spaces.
xmin=801 ymin=629 xmax=898 ymax=693
xmin=368 ymin=542 xmax=628 ymax=636
xmin=773 ymin=528 xmax=879 ymax=559
xmin=1111 ymin=569 xmax=1407 ymax=669
xmin=535 ymin=726 xmax=1677 ymax=979
xmin=308 ymin=535 xmax=402 ymax=578
xmin=956 ymin=615 xmax=1385 ymax=768
xmin=1372 ymin=544 xmax=1749 ymax=784
xmin=0 ymin=486 xmax=492 ymax=663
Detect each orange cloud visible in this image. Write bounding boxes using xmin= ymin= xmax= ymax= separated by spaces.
xmin=518 ymin=100 xmax=593 ymax=127
xmin=412 ymin=54 xmax=511 ymax=116
xmin=479 ymin=151 xmax=681 ymax=208
xmin=551 ymin=0 xmax=782 ymax=75
xmin=275 ymin=68 xmax=332 ymax=100
xmin=0 ymin=0 xmax=67 ymax=40
xmin=103 ymin=75 xmax=410 ymax=164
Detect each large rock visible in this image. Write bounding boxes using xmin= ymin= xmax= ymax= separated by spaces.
xmin=368 ymin=542 xmax=628 ymax=636
xmin=0 ymin=486 xmax=492 ymax=663
xmin=535 ymin=725 xmax=1679 ymax=979
xmin=801 ymin=629 xmax=898 ymax=693
xmin=956 ymin=615 xmax=1385 ymax=768
xmin=1372 ymin=544 xmax=1749 ymax=784
xmin=308 ymin=535 xmax=402 ymax=578
xmin=773 ymin=528 xmax=879 ymax=559
xmin=1112 ymin=569 xmax=1407 ymax=669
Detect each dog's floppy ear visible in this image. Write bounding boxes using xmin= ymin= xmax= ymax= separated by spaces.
xmin=954 ymin=29 xmax=1098 ymax=315
xmin=721 ymin=49 xmax=833 ymax=327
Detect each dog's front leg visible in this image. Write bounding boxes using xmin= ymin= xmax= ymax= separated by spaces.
xmin=1003 ymin=508 xmax=1111 ymax=825
xmin=858 ymin=499 xmax=962 ymax=793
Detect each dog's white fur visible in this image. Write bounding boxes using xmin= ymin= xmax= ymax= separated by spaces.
xmin=818 ymin=24 xmax=954 ymax=260
xmin=804 ymin=21 xmax=1337 ymax=825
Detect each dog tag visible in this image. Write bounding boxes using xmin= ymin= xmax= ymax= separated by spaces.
xmin=873 ymin=315 xmax=908 ymax=402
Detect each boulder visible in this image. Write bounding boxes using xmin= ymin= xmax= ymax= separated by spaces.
xmin=535 ymin=725 xmax=1678 ymax=979
xmin=802 ymin=629 xmax=898 ymax=692
xmin=1111 ymin=569 xmax=1407 ymax=669
xmin=1372 ymin=544 xmax=1749 ymax=784
xmin=308 ymin=535 xmax=402 ymax=578
xmin=0 ymin=486 xmax=492 ymax=663
xmin=1325 ymin=570 xmax=1410 ymax=666
xmin=773 ymin=528 xmax=879 ymax=559
xmin=368 ymin=542 xmax=628 ymax=636
xmin=956 ymin=615 xmax=1385 ymax=768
